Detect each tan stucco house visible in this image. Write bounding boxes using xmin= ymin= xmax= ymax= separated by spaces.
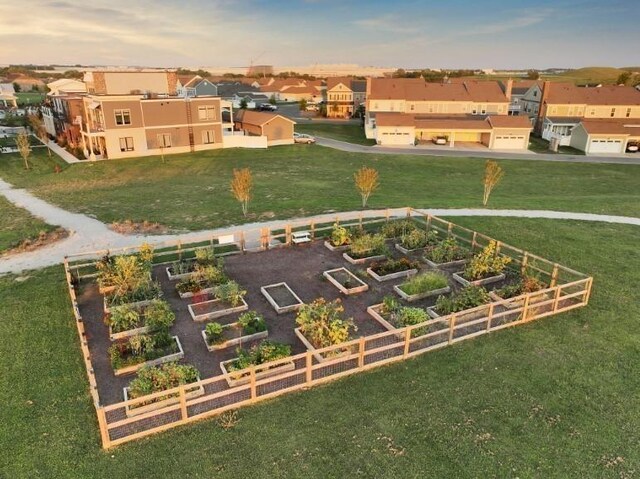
xmin=233 ymin=110 xmax=295 ymax=146
xmin=326 ymin=77 xmax=366 ymax=118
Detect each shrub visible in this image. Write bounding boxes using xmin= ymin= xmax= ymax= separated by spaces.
xmin=379 ymin=295 xmax=429 ymax=336
xmin=370 ymin=257 xmax=418 ymax=276
xmin=496 ymin=274 xmax=546 ymax=299
xmin=228 ymin=341 xmax=291 ymax=372
xmin=463 ymin=241 xmax=511 ymax=281
xmin=330 ymin=223 xmax=352 ymax=247
xmin=400 ymin=229 xmax=438 ymax=250
xmin=398 ymin=307 xmax=429 ymax=326
xmin=97 ymin=252 xmax=151 ymax=296
xmin=109 ymin=329 xmax=175 ymax=370
xmin=128 ymin=362 xmax=199 ymax=399
xmin=399 ymin=271 xmax=449 ymax=296
xmin=215 ymin=281 xmax=246 ymax=307
xmin=349 ymin=233 xmax=388 ymax=258
xmin=204 ymin=322 xmax=225 ymax=344
xmin=238 ymin=311 xmax=267 ymax=335
xmin=107 ymin=281 xmax=162 ymax=308
xmin=381 ymin=220 xmax=416 ymax=239
xmin=424 ymin=238 xmax=469 ymax=264
xmin=296 ymin=298 xmax=355 ymax=349
xmin=107 ymin=305 xmax=141 ymax=333
xmin=435 ymin=286 xmax=490 ymax=315
xmin=195 ymin=247 xmax=216 ymax=266
xmin=144 ymin=300 xmax=176 ymax=330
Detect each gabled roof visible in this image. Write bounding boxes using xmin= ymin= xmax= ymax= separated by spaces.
xmin=177 ymin=75 xmax=202 ymax=88
xmin=544 ymin=83 xmax=640 ymax=106
xmin=369 ymin=78 xmax=508 ymax=103
xmin=279 ymin=85 xmax=317 ymax=94
xmin=234 ymin=109 xmax=296 ymax=126
xmin=375 ymin=112 xmax=533 ymax=131
xmin=579 ymin=118 xmax=640 ymax=136
xmin=0 ymin=83 xmax=17 ymax=95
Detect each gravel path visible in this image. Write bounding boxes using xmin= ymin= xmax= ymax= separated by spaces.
xmin=1 ymin=178 xmax=639 ymax=274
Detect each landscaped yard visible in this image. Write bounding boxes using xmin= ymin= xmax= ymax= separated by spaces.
xmin=1 ymin=217 xmax=638 ymax=478
xmin=295 ymin=123 xmax=376 ymax=146
xmin=528 ymin=136 xmax=585 ymax=155
xmin=0 ymin=146 xmax=639 ymax=234
xmin=0 ymin=195 xmax=59 ymax=254
xmin=15 ymin=91 xmax=46 ymax=105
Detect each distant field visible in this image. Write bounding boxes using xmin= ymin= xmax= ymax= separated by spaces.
xmin=468 ymin=66 xmax=637 ymax=85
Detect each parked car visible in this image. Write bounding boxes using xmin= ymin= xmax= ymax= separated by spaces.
xmin=293 ymin=133 xmax=316 ymax=144
xmin=433 ymin=136 xmax=448 ymax=145
xmin=305 ymin=103 xmax=318 ymax=112
xmin=626 ymin=142 xmax=639 ymax=153
xmin=259 ymin=103 xmax=278 ymax=112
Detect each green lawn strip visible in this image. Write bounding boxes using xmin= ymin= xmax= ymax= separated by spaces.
xmin=295 ymin=123 xmax=376 ymax=146
xmin=0 ymin=195 xmax=58 ymax=253
xmin=0 ymin=147 xmax=639 ymax=234
xmin=528 ymin=136 xmax=585 ymax=155
xmin=15 ymin=92 xmax=46 ymax=105
xmin=1 ymin=218 xmax=639 ymax=478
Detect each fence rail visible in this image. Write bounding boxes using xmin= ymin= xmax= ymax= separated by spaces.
xmin=62 ymin=208 xmax=592 ymax=449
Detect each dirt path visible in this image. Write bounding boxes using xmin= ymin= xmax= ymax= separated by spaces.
xmin=1 ymin=178 xmax=639 ymax=274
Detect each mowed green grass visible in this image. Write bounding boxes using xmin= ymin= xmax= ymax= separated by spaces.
xmin=296 ymin=123 xmax=376 ymax=145
xmin=0 ymin=146 xmax=639 ymax=233
xmin=15 ymin=91 xmax=46 ymax=105
xmin=1 ymin=217 xmax=639 ymax=478
xmin=0 ymin=195 xmax=57 ymax=253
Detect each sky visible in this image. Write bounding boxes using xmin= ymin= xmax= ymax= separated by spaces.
xmin=0 ymin=0 xmax=638 ymax=70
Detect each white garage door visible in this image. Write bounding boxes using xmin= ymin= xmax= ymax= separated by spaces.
xmin=589 ymin=139 xmax=623 ymax=154
xmin=493 ymin=135 xmax=525 ymax=150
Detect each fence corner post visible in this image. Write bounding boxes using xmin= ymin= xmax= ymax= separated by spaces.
xmin=179 ymin=385 xmax=188 ymax=420
xmin=306 ymin=351 xmax=313 ymax=385
xmin=358 ymin=336 xmax=366 ymax=368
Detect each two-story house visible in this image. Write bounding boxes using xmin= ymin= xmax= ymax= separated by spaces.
xmin=365 ymin=78 xmax=532 ymax=150
xmin=42 ymin=78 xmax=88 ymax=142
xmin=176 ymin=75 xmax=219 ymax=98
xmin=326 ymin=77 xmax=366 ymax=118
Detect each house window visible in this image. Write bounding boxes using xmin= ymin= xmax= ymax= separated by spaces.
xmin=471 ymin=107 xmax=478 ymax=115
xmin=610 ymin=108 xmax=616 ymax=117
xmin=202 ymin=130 xmax=215 ymax=144
xmin=119 ymin=137 xmax=134 ymax=152
xmin=480 ymin=106 xmax=487 ymax=115
xmin=590 ymin=108 xmax=595 ymax=116
xmin=198 ymin=106 xmax=216 ymax=121
xmin=533 ymin=90 xmax=538 ymax=97
xmin=157 ymin=133 xmax=172 ymax=148
xmin=410 ymin=104 xmax=415 ymax=111
xmin=626 ymin=108 xmax=631 ymax=118
xmin=114 ymin=109 xmax=131 ymax=125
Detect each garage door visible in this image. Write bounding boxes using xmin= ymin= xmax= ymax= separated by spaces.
xmin=493 ymin=135 xmax=526 ymax=149
xmin=455 ymin=132 xmax=481 ymax=142
xmin=589 ymin=139 xmax=623 ymax=154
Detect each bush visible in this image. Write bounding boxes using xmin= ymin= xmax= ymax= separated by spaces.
xmin=195 ymin=247 xmax=216 ymax=265
xmin=496 ymin=273 xmax=546 ymax=298
xmin=435 ymin=286 xmax=490 ymax=315
xmin=330 ymin=223 xmax=352 ymax=247
xmin=106 ymin=281 xmax=162 ymax=309
xmin=370 ymin=257 xmax=418 ymax=276
xmin=107 ymin=305 xmax=140 ymax=333
xmin=204 ymin=322 xmax=225 ymax=344
xmin=97 ymin=248 xmax=153 ymax=296
xmin=215 ymin=281 xmax=246 ymax=307
xmin=380 ymin=295 xmax=429 ymax=336
xmin=296 ymin=298 xmax=355 ymax=349
xmin=349 ymin=233 xmax=388 ymax=259
xmin=400 ymin=229 xmax=438 ymax=250
xmin=463 ymin=241 xmax=511 ymax=281
xmin=238 ymin=311 xmax=267 ymax=335
xmin=398 ymin=307 xmax=429 ymax=326
xmin=381 ymin=220 xmax=417 ymax=238
xmin=108 ymin=329 xmax=176 ymax=370
xmin=228 ymin=341 xmax=291 ymax=372
xmin=399 ymin=271 xmax=449 ymax=295
xmin=107 ymin=299 xmax=175 ymax=332
xmin=128 ymin=362 xmax=199 ymax=399
xmin=424 ymin=238 xmax=469 ymax=264
xmin=144 ymin=300 xmax=176 ymax=330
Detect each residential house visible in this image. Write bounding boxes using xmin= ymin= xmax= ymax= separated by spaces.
xmin=327 ymin=77 xmax=366 ymax=118
xmin=568 ymin=118 xmax=640 ymax=154
xmin=0 ymin=83 xmax=17 ymax=108
xmin=231 ymin=93 xmax=269 ymax=109
xmin=83 ymin=70 xmax=178 ymax=96
xmin=253 ymin=78 xmax=326 ymax=103
xmin=364 ymin=78 xmax=530 ymax=149
xmin=47 ymin=78 xmax=87 ymax=96
xmin=176 ymin=75 xmax=219 ymax=97
xmin=500 ymin=79 xmax=539 ymax=116
xmin=79 ymin=95 xmax=234 ymax=160
xmin=42 ymin=78 xmax=88 ymax=141
xmin=233 ymin=110 xmax=295 ymax=146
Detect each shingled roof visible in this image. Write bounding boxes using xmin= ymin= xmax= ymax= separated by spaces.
xmin=368 ymin=78 xmax=508 ymax=103
xmin=544 ymin=83 xmax=640 ymax=105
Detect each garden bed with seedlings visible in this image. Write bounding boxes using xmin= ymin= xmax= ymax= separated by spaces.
xmin=342 ymin=233 xmax=389 ymax=264
xmin=393 ymin=271 xmax=451 ymax=302
xmin=323 ymin=267 xmax=369 ymax=295
xmin=422 ymin=237 xmax=471 ymax=269
xmin=187 ymin=281 xmax=248 ymax=322
xmin=201 ymin=312 xmax=269 ymax=351
xmin=220 ymin=341 xmax=295 ymax=387
xmin=109 ymin=332 xmax=184 ymax=376
xmin=367 ymin=258 xmax=419 ymax=282
xmin=261 ymin=282 xmax=304 ymax=314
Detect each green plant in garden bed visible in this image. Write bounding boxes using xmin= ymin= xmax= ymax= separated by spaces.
xmin=109 ymin=329 xmax=178 ymax=370
xmin=296 ymin=298 xmax=356 ymax=349
xmin=215 ymin=281 xmax=246 ymax=307
xmin=370 ymin=257 xmax=419 ymax=276
xmin=463 ymin=241 xmax=511 ymax=281
xmin=329 ymin=223 xmax=352 ymax=247
xmin=400 ymin=229 xmax=439 ymax=250
xmin=238 ymin=311 xmax=267 ymax=335
xmin=381 ymin=219 xmax=417 ymax=239
xmin=96 ymin=243 xmax=154 ymax=295
xmin=494 ymin=273 xmax=547 ymax=299
xmin=106 ymin=281 xmax=163 ymax=309
xmin=424 ymin=238 xmax=470 ymax=264
xmin=434 ymin=286 xmax=491 ymax=315
xmin=176 ymin=261 xmax=229 ymax=294
xmin=128 ymin=362 xmax=200 ymax=399
xmin=227 ymin=341 xmax=292 ymax=372
xmin=107 ymin=299 xmax=175 ymax=333
xmin=348 ymin=233 xmax=388 ymax=259
xmin=204 ymin=322 xmax=225 ymax=345
xmin=380 ymin=296 xmax=430 ymax=336
xmin=171 ymin=247 xmax=218 ymax=274
xmin=399 ymin=271 xmax=449 ymax=296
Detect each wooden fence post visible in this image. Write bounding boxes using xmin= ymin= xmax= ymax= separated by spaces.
xmin=359 ymin=212 xmax=363 ymax=228
xmin=521 ymin=252 xmax=529 ymax=275
xmin=486 ymin=303 xmax=494 ymax=332
xmin=239 ymin=231 xmax=246 ymax=253
xmin=250 ymin=367 xmax=257 ymax=401
xmin=179 ymin=385 xmax=188 ymax=420
xmin=406 ymin=207 xmax=411 ymax=218
xmin=358 ymin=337 xmax=365 ymax=368
xmin=447 ymin=222 xmax=453 ymax=238
xmin=310 ymin=221 xmax=315 ymax=240
xmin=285 ymin=224 xmax=292 ymax=246
xmin=552 ymin=286 xmax=562 ymax=312
xmin=403 ymin=327 xmax=411 ymax=358
xmin=306 ymin=352 xmax=313 ymax=385
xmin=97 ymin=406 xmax=111 ymax=449
xmin=385 ymin=209 xmax=390 ymax=222
xmin=550 ymin=264 xmax=559 ymax=287
xmin=471 ymin=232 xmax=478 ymax=251
xmin=261 ymin=228 xmax=269 ymax=250
xmin=584 ymin=277 xmax=594 ymax=304
xmin=521 ymin=294 xmax=531 ymax=322
xmin=177 ymin=240 xmax=182 ymax=261
xmin=495 ymin=241 xmax=502 ymax=256
xmin=448 ymin=313 xmax=457 ymax=344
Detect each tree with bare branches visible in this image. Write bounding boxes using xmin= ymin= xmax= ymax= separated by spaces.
xmin=230 ymin=168 xmax=253 ymax=216
xmin=483 ymin=160 xmax=504 ymax=206
xmin=15 ymin=131 xmax=31 ymax=170
xmin=28 ymin=114 xmax=51 ymax=158
xmin=354 ymin=166 xmax=379 ymax=208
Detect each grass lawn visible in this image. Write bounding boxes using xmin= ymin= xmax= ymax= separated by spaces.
xmin=1 ymin=217 xmax=639 ymax=478
xmin=0 ymin=195 xmax=57 ymax=254
xmin=15 ymin=91 xmax=46 ymax=106
xmin=295 ymin=123 xmax=376 ymax=146
xmin=0 ymin=146 xmax=639 ymax=233
xmin=528 ymin=136 xmax=585 ymax=155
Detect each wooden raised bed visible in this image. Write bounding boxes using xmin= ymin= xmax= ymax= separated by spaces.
xmin=261 ymin=282 xmax=304 ymax=314
xmin=220 ymin=357 xmax=296 ymax=388
xmin=324 ymin=240 xmax=350 ymax=252
xmin=109 ymin=323 xmax=151 ymax=342
xmin=201 ymin=324 xmax=269 ymax=351
xmin=178 ymin=286 xmax=217 ymax=299
xmin=394 ymin=243 xmax=427 ymax=255
xmin=423 ymin=256 xmax=469 ymax=269
xmin=366 ymin=304 xmax=404 ymax=339
xmin=366 ymin=265 xmax=418 ymax=283
xmin=123 ymin=379 xmax=204 ymax=417
xmin=294 ymin=327 xmax=352 ymax=363
xmin=453 ymin=271 xmax=505 ymax=287
xmin=165 ymin=260 xmax=197 ymax=281
xmin=393 ymin=283 xmax=451 ymax=302
xmin=187 ymin=297 xmax=248 ymax=322
xmin=489 ymin=290 xmax=553 ymax=310
xmin=104 ymin=297 xmax=156 ymax=314
xmin=113 ymin=336 xmax=184 ymax=376
xmin=342 ymin=251 xmax=386 ymax=265
xmin=323 ymin=268 xmax=369 ymax=295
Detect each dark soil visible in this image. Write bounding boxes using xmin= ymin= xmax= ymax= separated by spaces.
xmin=263 ymin=283 xmax=300 ymax=308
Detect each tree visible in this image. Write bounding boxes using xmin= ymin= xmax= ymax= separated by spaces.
xmin=15 ymin=131 xmax=31 ymax=170
xmin=239 ymin=98 xmax=248 ymax=109
xmin=299 ymin=98 xmax=307 ymax=111
xmin=269 ymin=94 xmax=277 ymax=105
xmin=13 ymin=82 xmax=21 ymax=92
xmin=526 ymin=69 xmax=540 ymax=80
xmin=482 ymin=160 xmax=504 ymax=206
xmin=354 ymin=166 xmax=379 ymax=208
xmin=28 ymin=114 xmax=51 ymax=157
xmin=617 ymin=71 xmax=631 ymax=85
xmin=230 ymin=168 xmax=253 ymax=216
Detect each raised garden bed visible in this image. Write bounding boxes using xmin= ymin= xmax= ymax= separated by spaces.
xmin=294 ymin=327 xmax=352 ymax=363
xmin=111 ymin=336 xmax=184 ymax=376
xmin=324 ymin=240 xmax=350 ymax=252
xmin=220 ymin=357 xmax=295 ymax=388
xmin=366 ymin=258 xmax=418 ymax=282
xmin=423 ymin=256 xmax=469 ymax=269
xmin=178 ymin=285 xmax=217 ymax=299
xmin=392 ymin=271 xmax=451 ymax=302
xmin=201 ymin=324 xmax=269 ymax=351
xmin=342 ymin=251 xmax=386 ymax=265
xmin=104 ymin=297 xmax=156 ymax=315
xmin=453 ymin=271 xmax=505 ymax=287
xmin=394 ymin=283 xmax=451 ymax=302
xmin=166 ymin=261 xmax=197 ymax=281
xmin=187 ymin=297 xmax=248 ymax=322
xmin=323 ymin=268 xmax=369 ymax=295
xmin=489 ymin=289 xmax=553 ymax=310
xmin=109 ymin=323 xmax=150 ymax=342
xmin=123 ymin=379 xmax=204 ymax=417
xmin=426 ymin=306 xmax=488 ymax=323
xmin=261 ymin=282 xmax=304 ymax=314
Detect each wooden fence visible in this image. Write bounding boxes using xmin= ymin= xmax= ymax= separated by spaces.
xmin=62 ymin=208 xmax=592 ymax=448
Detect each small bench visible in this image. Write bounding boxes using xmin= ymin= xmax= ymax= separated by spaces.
xmin=291 ymin=231 xmax=311 ymax=244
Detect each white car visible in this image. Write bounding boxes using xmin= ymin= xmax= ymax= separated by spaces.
xmin=626 ymin=143 xmax=639 ymax=153
xmin=293 ymin=133 xmax=316 ymax=144
xmin=433 ymin=136 xmax=447 ymax=145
